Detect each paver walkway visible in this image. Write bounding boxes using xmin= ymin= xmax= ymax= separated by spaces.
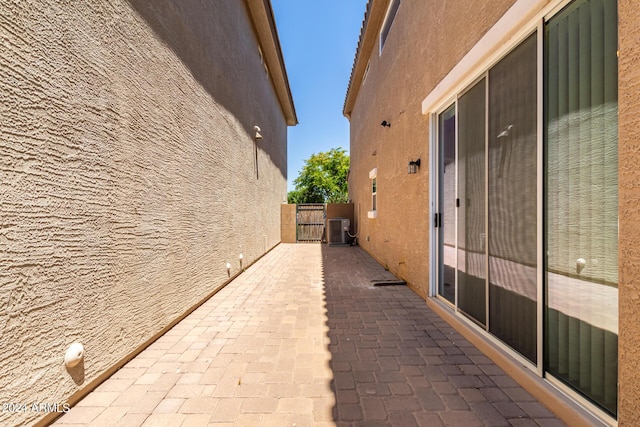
xmin=51 ymin=244 xmax=563 ymax=426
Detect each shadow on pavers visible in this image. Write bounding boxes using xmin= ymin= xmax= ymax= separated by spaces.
xmin=320 ymin=244 xmax=563 ymax=427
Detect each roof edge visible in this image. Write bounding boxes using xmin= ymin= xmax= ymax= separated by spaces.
xmin=245 ymin=0 xmax=298 ymax=126
xmin=343 ymin=0 xmax=388 ymax=119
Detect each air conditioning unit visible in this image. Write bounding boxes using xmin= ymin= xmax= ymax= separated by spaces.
xmin=327 ymin=218 xmax=350 ymax=245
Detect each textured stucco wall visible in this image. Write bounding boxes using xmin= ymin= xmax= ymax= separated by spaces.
xmin=0 ymin=1 xmax=288 ymax=425
xmin=347 ymin=0 xmax=516 ymax=298
xmin=281 ymin=204 xmax=296 ymax=243
xmin=326 ymin=203 xmax=354 ymax=228
xmin=617 ymin=1 xmax=640 ymax=424
xmin=349 ymin=0 xmax=635 ymax=422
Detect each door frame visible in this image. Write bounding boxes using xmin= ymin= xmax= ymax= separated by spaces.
xmin=431 ymin=100 xmax=458 ymax=306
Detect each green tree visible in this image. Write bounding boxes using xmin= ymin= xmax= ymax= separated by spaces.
xmin=288 ymin=147 xmax=349 ymax=204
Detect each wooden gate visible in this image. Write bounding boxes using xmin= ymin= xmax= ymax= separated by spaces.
xmin=296 ymin=204 xmax=326 ymax=242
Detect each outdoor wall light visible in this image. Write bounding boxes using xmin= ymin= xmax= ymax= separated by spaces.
xmin=64 ymin=342 xmax=85 ymax=369
xmin=254 ymin=125 xmax=263 ymax=140
xmin=408 ymin=158 xmax=421 ymax=174
xmin=380 ymin=120 xmax=391 ymax=127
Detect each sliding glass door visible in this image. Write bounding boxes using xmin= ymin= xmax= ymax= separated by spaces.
xmin=458 ymin=79 xmax=487 ymax=326
xmin=545 ymin=0 xmax=618 ymax=416
xmin=436 ymin=37 xmax=538 ymax=361
xmin=437 ymin=104 xmax=456 ymax=305
xmin=488 ymin=33 xmax=538 ymax=364
xmin=433 ymin=0 xmax=618 ymax=417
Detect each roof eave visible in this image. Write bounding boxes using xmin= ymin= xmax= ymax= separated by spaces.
xmin=245 ymin=0 xmax=298 ymax=126
xmin=343 ymin=0 xmax=389 ymax=119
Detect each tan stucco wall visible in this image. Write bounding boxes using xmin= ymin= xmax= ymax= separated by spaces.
xmin=326 ymin=203 xmax=355 ymax=231
xmin=281 ymin=204 xmax=297 ymax=243
xmin=0 ymin=1 xmax=288 ymax=425
xmin=347 ymin=0 xmax=516 ymax=298
xmin=617 ymin=1 xmax=640 ymax=425
xmin=349 ymin=0 xmax=638 ymax=423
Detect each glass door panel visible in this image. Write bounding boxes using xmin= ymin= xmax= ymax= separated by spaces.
xmin=457 ymin=79 xmax=487 ymax=326
xmin=488 ymin=33 xmax=538 ymax=363
xmin=438 ymin=104 xmax=456 ymax=305
xmin=545 ymin=0 xmax=618 ymax=416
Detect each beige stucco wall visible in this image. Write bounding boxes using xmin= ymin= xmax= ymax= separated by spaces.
xmin=347 ymin=0 xmax=516 ymax=298
xmin=326 ymin=203 xmax=354 ymax=230
xmin=617 ymin=1 xmax=640 ymax=425
xmin=0 ymin=1 xmax=289 ymax=425
xmin=281 ymin=204 xmax=297 ymax=243
xmin=349 ymin=0 xmax=640 ymax=423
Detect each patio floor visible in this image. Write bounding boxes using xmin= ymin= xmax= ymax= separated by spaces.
xmin=50 ymin=243 xmax=564 ymax=426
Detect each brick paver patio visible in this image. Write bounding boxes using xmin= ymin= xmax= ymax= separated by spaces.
xmin=51 ymin=244 xmax=563 ymax=426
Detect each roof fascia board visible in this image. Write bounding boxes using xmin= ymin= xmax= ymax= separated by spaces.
xmin=343 ymin=0 xmax=389 ymax=119
xmin=245 ymin=0 xmax=298 ymax=125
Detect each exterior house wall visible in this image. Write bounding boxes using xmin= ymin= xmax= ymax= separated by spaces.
xmin=347 ymin=0 xmax=639 ymax=424
xmin=346 ymin=0 xmax=516 ymax=297
xmin=0 ymin=1 xmax=294 ymax=425
xmin=326 ymin=203 xmax=354 ymax=230
xmin=618 ymin=1 xmax=640 ymax=425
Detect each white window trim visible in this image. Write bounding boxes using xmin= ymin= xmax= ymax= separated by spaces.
xmin=258 ymin=45 xmax=269 ymax=75
xmin=422 ymin=0 xmax=552 ymax=115
xmin=362 ymin=60 xmax=371 ymax=86
xmin=379 ymin=0 xmax=401 ymax=55
xmin=368 ymin=168 xmax=377 ymax=219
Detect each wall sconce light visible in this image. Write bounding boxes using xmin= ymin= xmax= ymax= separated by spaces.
xmin=64 ymin=342 xmax=85 ymax=368
xmin=254 ymin=125 xmax=263 ymax=140
xmin=408 ymin=158 xmax=421 ymax=174
xmin=380 ymin=120 xmax=391 ymax=128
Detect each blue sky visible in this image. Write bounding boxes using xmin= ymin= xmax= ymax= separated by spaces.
xmin=270 ymin=0 xmax=369 ymax=191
